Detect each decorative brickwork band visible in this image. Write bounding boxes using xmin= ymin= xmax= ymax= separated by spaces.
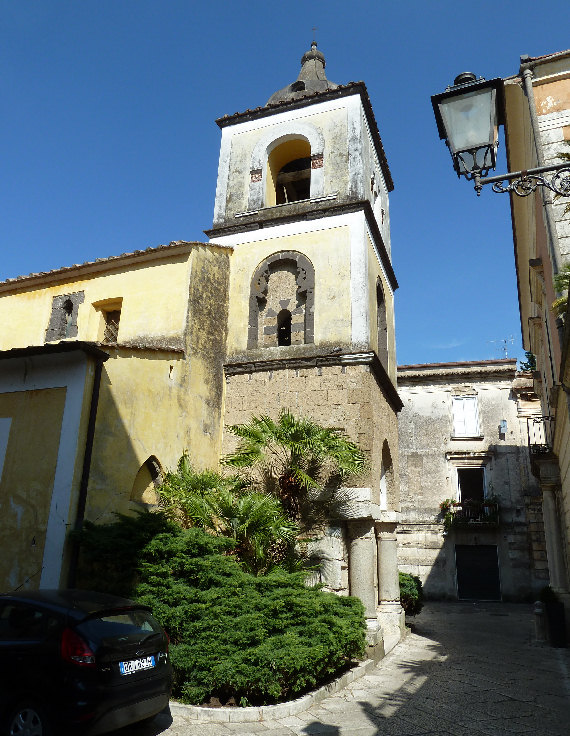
xmin=311 ymin=154 xmax=324 ymax=169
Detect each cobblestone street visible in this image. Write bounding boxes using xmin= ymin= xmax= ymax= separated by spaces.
xmin=115 ymin=601 xmax=570 ymax=736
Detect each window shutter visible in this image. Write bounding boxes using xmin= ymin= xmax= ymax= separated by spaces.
xmin=453 ymin=396 xmax=479 ymax=436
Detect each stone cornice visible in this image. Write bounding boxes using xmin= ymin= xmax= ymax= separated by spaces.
xmin=398 ymin=359 xmax=517 ymax=385
xmin=206 ymin=199 xmax=398 ymax=293
xmin=224 ymin=349 xmax=403 ymax=413
xmin=215 ymin=82 xmax=393 ymax=192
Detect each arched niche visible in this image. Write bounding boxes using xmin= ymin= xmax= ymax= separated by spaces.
xmin=248 ymin=251 xmax=315 ymax=349
xmin=130 ymin=456 xmax=162 ymax=507
xmin=376 ymin=278 xmax=388 ymax=370
xmin=248 ymin=123 xmax=325 ymax=210
xmin=379 ymin=440 xmax=394 ymax=511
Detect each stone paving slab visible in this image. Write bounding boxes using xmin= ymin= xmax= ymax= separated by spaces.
xmin=115 ymin=602 xmax=570 ymax=736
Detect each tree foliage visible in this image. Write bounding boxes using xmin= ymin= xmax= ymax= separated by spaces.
xmin=136 ymin=527 xmax=366 ymax=705
xmin=399 ymin=572 xmax=424 ymax=617
xmin=156 ymin=454 xmax=299 ymax=574
xmin=224 ymin=410 xmax=366 ymax=525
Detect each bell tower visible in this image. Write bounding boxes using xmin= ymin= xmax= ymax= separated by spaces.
xmin=207 ymin=43 xmax=404 ymax=650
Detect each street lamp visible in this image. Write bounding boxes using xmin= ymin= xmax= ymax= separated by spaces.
xmin=432 ymin=73 xmax=570 ymax=197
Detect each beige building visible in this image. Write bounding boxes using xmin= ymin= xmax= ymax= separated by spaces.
xmin=502 ymin=49 xmax=570 ymax=619
xmin=398 ymin=359 xmax=547 ymax=600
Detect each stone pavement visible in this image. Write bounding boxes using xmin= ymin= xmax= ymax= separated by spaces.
xmin=118 ymin=601 xmax=570 ymax=736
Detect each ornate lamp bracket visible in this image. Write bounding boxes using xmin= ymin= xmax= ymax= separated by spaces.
xmin=474 ymin=163 xmax=570 ymax=197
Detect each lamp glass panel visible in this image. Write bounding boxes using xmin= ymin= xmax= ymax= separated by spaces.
xmin=438 ymin=87 xmax=496 ymax=154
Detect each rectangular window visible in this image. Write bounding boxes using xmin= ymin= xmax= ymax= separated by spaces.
xmin=452 ymin=396 xmax=480 ymax=437
xmin=102 ymin=309 xmax=121 ymax=344
xmin=457 ymin=467 xmax=486 ymax=503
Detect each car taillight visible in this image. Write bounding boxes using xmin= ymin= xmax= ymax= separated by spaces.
xmin=61 ymin=627 xmax=96 ymax=667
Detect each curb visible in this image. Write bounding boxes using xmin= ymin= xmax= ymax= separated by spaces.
xmin=169 ymin=658 xmax=378 ymax=723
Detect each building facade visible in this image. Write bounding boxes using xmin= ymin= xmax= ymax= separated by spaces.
xmin=0 ymin=44 xmax=404 ymax=652
xmin=503 ymin=50 xmax=570 ymax=618
xmin=0 ymin=242 xmax=231 ymax=589
xmin=398 ymin=359 xmax=547 ymax=600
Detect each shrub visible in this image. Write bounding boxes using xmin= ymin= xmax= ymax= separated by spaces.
xmin=136 ymin=528 xmax=366 ymax=704
xmin=70 ymin=510 xmax=175 ymax=596
xmin=73 ymin=514 xmax=366 ymax=705
xmin=399 ymin=572 xmax=424 ymax=616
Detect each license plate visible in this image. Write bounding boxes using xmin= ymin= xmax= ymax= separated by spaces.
xmin=119 ymin=655 xmax=156 ymax=675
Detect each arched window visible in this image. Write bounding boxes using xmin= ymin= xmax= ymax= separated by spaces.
xmin=266 ymin=138 xmax=311 ymax=207
xmin=376 ymin=278 xmax=388 ymax=369
xmin=379 ymin=440 xmax=393 ymax=510
xmin=130 ymin=456 xmax=162 ymax=506
xmin=277 ymin=309 xmax=292 ymax=346
xmin=248 ymin=251 xmax=315 ymax=349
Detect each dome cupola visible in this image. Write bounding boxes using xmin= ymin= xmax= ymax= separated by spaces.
xmin=266 ymin=42 xmax=339 ymax=105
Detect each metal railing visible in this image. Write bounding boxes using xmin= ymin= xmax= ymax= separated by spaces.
xmin=451 ymin=500 xmax=500 ymax=527
xmin=527 ymin=416 xmax=555 ymax=455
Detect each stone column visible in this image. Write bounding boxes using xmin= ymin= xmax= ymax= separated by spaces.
xmin=348 ymin=520 xmax=377 ymax=620
xmin=542 ymin=486 xmax=569 ymax=591
xmin=375 ymin=522 xmax=405 ymax=650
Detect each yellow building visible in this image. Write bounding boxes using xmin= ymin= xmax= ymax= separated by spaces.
xmin=503 ymin=49 xmax=570 ymax=623
xmin=0 ymin=241 xmax=231 ymax=590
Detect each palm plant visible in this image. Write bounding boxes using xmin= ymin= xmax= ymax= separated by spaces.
xmin=224 ymin=410 xmax=366 ymax=524
xmin=551 ymin=262 xmax=570 ymax=316
xmin=156 ymin=453 xmax=298 ymax=574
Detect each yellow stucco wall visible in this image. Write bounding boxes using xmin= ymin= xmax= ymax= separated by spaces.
xmin=226 ymin=226 xmax=352 ymax=355
xmin=366 ymin=233 xmax=396 ymax=382
xmin=0 ymin=244 xmax=231 ymax=528
xmin=0 ymin=387 xmax=66 ymax=590
xmin=0 ymin=251 xmax=193 ymax=350
xmin=223 ymin=106 xmax=349 ymax=217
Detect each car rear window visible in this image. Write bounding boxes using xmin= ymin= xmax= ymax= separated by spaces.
xmin=0 ymin=603 xmax=60 ymax=641
xmin=76 ymin=608 xmax=163 ymax=645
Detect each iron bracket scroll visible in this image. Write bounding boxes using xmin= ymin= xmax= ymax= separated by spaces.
xmin=473 ymin=163 xmax=570 ymax=197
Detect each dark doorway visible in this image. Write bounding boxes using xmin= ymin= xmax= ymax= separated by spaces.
xmin=455 ymin=545 xmax=501 ymax=600
xmin=458 ymin=467 xmax=485 ymax=503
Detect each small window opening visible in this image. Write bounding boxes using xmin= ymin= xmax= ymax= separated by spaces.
xmin=276 ymin=157 xmax=311 ymax=204
xmin=102 ymin=309 xmax=121 ymax=344
xmin=457 ymin=467 xmax=485 ymax=504
xmin=277 ymin=309 xmax=292 ymax=346
xmin=62 ymin=299 xmax=74 ymax=337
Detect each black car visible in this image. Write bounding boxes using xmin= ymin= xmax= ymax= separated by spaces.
xmin=0 ymin=589 xmax=172 ymax=736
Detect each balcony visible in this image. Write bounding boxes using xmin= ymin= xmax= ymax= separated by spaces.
xmin=527 ymin=416 xmax=556 ymax=478
xmin=527 ymin=416 xmax=554 ymax=456
xmin=440 ymin=498 xmax=500 ymax=532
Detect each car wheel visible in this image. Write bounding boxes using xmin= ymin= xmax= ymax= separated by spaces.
xmin=7 ymin=702 xmax=52 ymax=736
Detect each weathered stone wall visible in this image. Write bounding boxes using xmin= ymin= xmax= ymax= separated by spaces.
xmin=397 ymin=361 xmax=548 ymax=600
xmin=223 ymin=360 xmax=400 ymax=600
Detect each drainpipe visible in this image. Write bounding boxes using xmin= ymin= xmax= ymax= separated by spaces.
xmin=519 ymin=61 xmax=561 ymax=276
xmin=67 ymin=354 xmax=106 ymax=587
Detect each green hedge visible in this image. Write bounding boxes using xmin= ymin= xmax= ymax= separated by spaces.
xmin=74 ymin=513 xmax=366 ymax=705
xmin=399 ymin=572 xmax=424 ymax=616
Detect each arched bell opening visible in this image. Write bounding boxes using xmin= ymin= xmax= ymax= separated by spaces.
xmin=266 ymin=138 xmax=311 ymax=207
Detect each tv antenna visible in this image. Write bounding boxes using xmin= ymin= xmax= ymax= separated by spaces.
xmin=488 ymin=336 xmax=515 ymax=358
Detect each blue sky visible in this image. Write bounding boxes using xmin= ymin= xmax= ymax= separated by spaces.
xmin=2 ymin=0 xmax=569 ymax=365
